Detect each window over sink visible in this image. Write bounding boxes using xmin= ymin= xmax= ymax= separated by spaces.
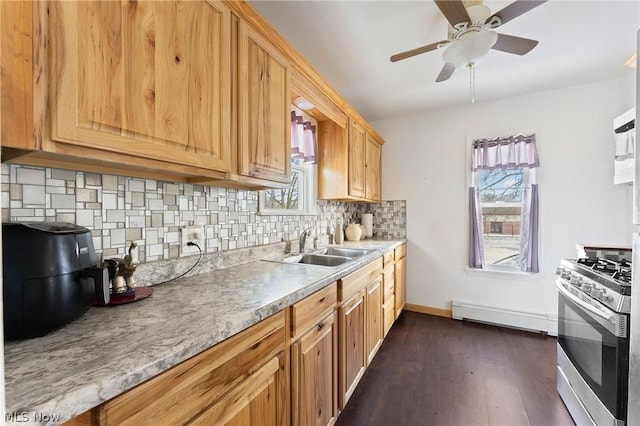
xmin=259 ymin=107 xmax=317 ymax=216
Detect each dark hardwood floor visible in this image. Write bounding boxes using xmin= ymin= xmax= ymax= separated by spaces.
xmin=335 ymin=311 xmax=575 ymax=426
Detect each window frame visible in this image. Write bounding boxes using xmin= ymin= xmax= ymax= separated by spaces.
xmin=258 ymin=161 xmax=317 ymax=216
xmin=468 ymin=140 xmax=538 ymax=273
xmin=477 ymin=166 xmax=535 ymax=272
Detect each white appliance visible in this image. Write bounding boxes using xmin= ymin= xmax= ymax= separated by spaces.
xmin=614 ymin=106 xmax=635 ymax=185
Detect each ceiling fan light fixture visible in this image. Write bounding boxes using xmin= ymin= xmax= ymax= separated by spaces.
xmin=442 ymin=30 xmax=498 ymax=68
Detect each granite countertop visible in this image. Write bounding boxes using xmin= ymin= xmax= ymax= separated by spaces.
xmin=4 ymin=239 xmax=404 ymax=425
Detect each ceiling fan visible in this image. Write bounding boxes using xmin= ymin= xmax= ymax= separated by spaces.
xmin=390 ymin=0 xmax=548 ymax=83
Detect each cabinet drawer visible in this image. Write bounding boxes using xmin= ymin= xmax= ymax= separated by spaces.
xmin=339 ymin=258 xmax=383 ymax=301
xmin=383 ymin=267 xmax=394 ymax=303
xmin=383 ymin=251 xmax=394 ymax=268
xmin=96 ymin=312 xmax=285 ymax=426
xmin=291 ymin=282 xmax=337 ymax=339
xmin=394 ymin=244 xmax=406 ymax=260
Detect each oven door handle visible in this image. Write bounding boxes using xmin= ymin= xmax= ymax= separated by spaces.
xmin=556 ymin=279 xmax=615 ymax=323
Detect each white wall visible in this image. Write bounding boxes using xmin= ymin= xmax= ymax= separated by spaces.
xmin=373 ymin=78 xmax=631 ymax=317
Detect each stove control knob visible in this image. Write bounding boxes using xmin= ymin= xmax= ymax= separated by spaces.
xmin=570 ymin=275 xmax=582 ymax=286
xmin=581 ymin=282 xmax=594 ymax=293
xmin=591 ymin=288 xmax=605 ymax=301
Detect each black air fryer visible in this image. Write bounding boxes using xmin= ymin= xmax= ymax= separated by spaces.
xmin=3 ymin=222 xmax=110 ymax=340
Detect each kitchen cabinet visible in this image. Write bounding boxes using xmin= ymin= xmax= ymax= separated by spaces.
xmin=337 ymin=257 xmax=383 ymax=408
xmin=290 ymin=283 xmax=338 ymax=426
xmin=40 ymin=0 xmax=230 ymax=179
xmin=2 ymin=0 xmax=291 ymax=187
xmin=317 ymin=118 xmax=383 ymax=202
xmin=382 ymin=251 xmax=395 ymax=337
xmin=66 ymin=311 xmax=287 ymax=426
xmin=365 ymin=276 xmax=383 ymax=365
xmin=395 ymin=244 xmax=407 ymax=319
xmin=348 ymin=120 xmax=367 ymax=199
xmin=365 ymin=133 xmax=383 ymax=202
xmin=338 ymin=289 xmax=366 ymax=410
xmin=237 ymin=17 xmax=290 ymax=184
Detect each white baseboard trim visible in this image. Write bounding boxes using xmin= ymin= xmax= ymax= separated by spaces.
xmin=452 ymin=300 xmax=558 ymax=336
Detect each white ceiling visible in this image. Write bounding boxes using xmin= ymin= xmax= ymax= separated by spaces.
xmin=249 ymin=0 xmax=639 ymax=122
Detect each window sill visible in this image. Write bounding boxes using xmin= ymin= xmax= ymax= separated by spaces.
xmin=464 ymin=266 xmax=543 ymax=282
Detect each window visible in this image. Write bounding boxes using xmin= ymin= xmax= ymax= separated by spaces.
xmin=478 ymin=167 xmax=530 ymax=268
xmin=259 ymin=159 xmax=317 ymax=215
xmin=469 ymin=134 xmax=540 ymax=273
xmin=259 ymin=108 xmax=317 ymax=216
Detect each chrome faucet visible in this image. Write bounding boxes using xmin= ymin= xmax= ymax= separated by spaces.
xmin=299 ymin=227 xmax=313 ymax=254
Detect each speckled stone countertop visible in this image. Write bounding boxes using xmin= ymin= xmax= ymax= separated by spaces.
xmin=4 ymin=239 xmax=404 ymax=425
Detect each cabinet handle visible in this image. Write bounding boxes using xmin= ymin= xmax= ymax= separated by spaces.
xmin=316 ymin=322 xmax=324 ymax=330
xmin=319 ymin=297 xmax=325 ymax=303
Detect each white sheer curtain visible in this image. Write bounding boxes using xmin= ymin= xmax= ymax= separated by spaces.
xmin=469 ymin=134 xmax=539 ymax=272
xmin=290 ymin=111 xmax=317 ymax=163
xmin=469 ymin=187 xmax=485 ymax=268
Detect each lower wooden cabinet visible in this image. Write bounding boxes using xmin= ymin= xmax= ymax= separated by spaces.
xmin=63 ymin=250 xmax=407 ymax=426
xmin=395 ymin=245 xmax=407 ymax=319
xmin=66 ymin=312 xmax=287 ymax=426
xmin=190 ymin=353 xmax=286 ymax=425
xmin=338 ymin=289 xmax=366 ymax=410
xmin=291 ymin=311 xmax=338 ymax=426
xmin=365 ymin=276 xmax=383 ymax=365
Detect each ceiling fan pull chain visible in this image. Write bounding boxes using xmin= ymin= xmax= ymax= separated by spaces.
xmin=469 ymin=63 xmax=476 ymax=104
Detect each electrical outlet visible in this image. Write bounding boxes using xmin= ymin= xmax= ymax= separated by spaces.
xmin=180 ymin=226 xmax=204 ymax=257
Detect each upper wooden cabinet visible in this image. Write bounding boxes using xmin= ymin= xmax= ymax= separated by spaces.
xmin=50 ymin=1 xmax=231 ymax=175
xmin=365 ymin=133 xmax=382 ymax=202
xmin=1 ymin=0 xmax=381 ymax=190
xmin=348 ymin=120 xmax=367 ymax=199
xmin=237 ymin=18 xmax=290 ymax=184
xmin=317 ymin=118 xmax=383 ymax=203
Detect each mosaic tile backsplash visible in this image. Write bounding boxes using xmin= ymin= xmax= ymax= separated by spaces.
xmin=1 ymin=164 xmax=406 ymax=263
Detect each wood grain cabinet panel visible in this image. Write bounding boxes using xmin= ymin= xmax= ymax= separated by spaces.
xmin=338 ymin=289 xmax=366 ymax=410
xmin=237 ymin=18 xmax=290 ymax=184
xmin=347 ymin=120 xmax=366 ymax=199
xmin=48 ymin=0 xmax=231 ymax=174
xmin=365 ymin=276 xmax=383 ymax=365
xmin=291 ymin=312 xmax=338 ymax=426
xmin=395 ymin=245 xmax=407 ymax=319
xmin=365 ymin=134 xmax=382 ymax=202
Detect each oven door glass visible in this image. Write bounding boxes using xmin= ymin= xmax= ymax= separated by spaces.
xmin=557 ymin=288 xmax=629 ymax=420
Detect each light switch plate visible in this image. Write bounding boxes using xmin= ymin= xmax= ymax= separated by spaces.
xmin=180 ymin=226 xmax=204 ymax=257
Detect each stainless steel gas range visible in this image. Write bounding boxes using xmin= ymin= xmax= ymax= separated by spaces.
xmin=556 ymin=253 xmax=631 ymax=426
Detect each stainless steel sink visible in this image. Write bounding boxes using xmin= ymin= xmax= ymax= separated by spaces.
xmin=313 ymin=247 xmax=375 ymax=258
xmin=281 ymin=253 xmax=353 ymax=267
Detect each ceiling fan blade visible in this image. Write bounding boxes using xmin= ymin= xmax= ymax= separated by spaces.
xmin=436 ymin=63 xmax=455 ymax=82
xmin=390 ymin=40 xmax=448 ymax=62
xmin=486 ymin=0 xmax=548 ymax=27
xmin=491 ymin=33 xmax=539 ymax=55
xmin=434 ymin=0 xmax=470 ymax=28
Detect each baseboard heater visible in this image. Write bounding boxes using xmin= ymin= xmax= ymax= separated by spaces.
xmin=451 ymin=300 xmax=558 ymax=336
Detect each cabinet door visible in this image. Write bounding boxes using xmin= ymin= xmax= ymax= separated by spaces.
xmin=365 ymin=276 xmax=383 ymax=365
xmin=365 ymin=136 xmax=382 ymax=202
xmin=348 ymin=120 xmax=366 ymax=199
xmin=291 ymin=312 xmax=337 ymax=426
xmin=190 ymin=352 xmax=287 ymax=426
xmin=395 ymin=256 xmax=407 ymax=319
xmin=238 ymin=19 xmax=290 ymax=183
xmin=338 ymin=290 xmax=366 ymax=409
xmin=48 ymin=1 xmax=231 ymax=173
